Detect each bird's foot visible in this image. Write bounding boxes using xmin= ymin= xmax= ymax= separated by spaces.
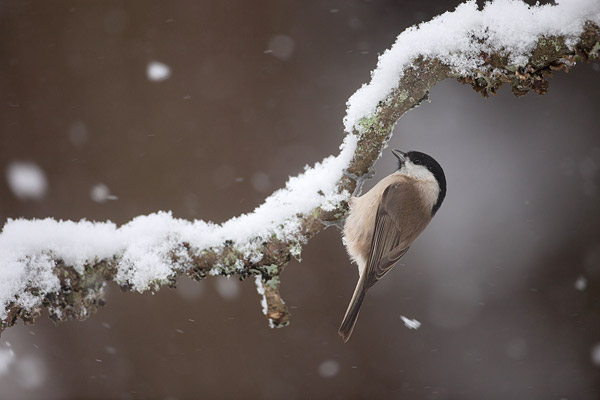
xmin=361 ymin=167 xmax=376 ymax=181
xmin=344 ymin=168 xmax=376 ymax=197
xmin=343 ymin=169 xmax=360 ymax=183
xmin=318 ymin=218 xmax=344 ymax=230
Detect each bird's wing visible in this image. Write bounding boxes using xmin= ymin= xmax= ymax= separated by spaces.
xmin=364 ymin=182 xmax=420 ymax=289
xmin=339 ymin=180 xmax=430 ymax=342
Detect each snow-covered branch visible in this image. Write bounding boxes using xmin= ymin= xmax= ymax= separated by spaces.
xmin=1 ymin=0 xmax=599 ymax=334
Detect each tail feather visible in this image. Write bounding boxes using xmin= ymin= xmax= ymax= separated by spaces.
xmin=338 ymin=277 xmax=367 ymax=342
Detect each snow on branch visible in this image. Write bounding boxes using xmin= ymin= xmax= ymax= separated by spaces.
xmin=1 ymin=0 xmax=599 ymax=334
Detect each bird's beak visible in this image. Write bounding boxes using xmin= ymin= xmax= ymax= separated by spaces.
xmin=391 ymin=149 xmax=406 ymax=164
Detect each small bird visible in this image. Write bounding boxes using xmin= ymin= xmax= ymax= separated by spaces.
xmin=339 ymin=149 xmax=446 ymax=342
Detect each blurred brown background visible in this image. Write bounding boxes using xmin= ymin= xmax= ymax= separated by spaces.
xmin=1 ymin=1 xmax=599 ymax=399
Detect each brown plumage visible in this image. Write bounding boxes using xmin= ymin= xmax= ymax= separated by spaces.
xmin=339 ymin=150 xmax=446 ymax=342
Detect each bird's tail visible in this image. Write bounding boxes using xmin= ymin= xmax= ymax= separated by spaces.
xmin=338 ymin=276 xmax=367 ymax=342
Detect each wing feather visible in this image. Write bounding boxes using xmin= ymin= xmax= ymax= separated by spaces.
xmin=364 ymin=183 xmax=414 ymax=289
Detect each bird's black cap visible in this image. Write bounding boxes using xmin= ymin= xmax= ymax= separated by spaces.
xmin=393 ymin=149 xmax=447 ymax=215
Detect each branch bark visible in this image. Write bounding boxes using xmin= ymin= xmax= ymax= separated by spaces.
xmin=1 ymin=19 xmax=598 ymax=335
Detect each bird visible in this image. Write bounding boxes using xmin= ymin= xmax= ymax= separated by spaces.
xmin=339 ymin=149 xmax=446 ymax=342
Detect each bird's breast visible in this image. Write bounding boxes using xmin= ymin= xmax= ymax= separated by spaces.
xmin=343 ymin=173 xmax=438 ymax=276
xmin=343 ymin=175 xmax=399 ymax=274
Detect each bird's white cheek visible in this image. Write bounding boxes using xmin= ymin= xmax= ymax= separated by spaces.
xmin=402 ymin=163 xmax=435 ymax=181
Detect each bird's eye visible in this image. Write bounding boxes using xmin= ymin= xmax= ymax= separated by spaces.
xmin=413 ymin=158 xmax=421 ymax=165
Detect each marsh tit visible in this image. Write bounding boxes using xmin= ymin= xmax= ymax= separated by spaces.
xmin=339 ymin=149 xmax=447 ymax=342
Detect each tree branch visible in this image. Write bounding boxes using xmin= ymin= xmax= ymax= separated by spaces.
xmin=1 ymin=2 xmax=598 ymax=334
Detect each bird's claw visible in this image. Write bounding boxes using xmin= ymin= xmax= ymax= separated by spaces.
xmin=318 ymin=218 xmax=344 ymax=230
xmin=343 ymin=169 xmax=360 ymax=183
xmin=343 ymin=168 xmax=376 ymax=197
xmin=363 ymin=167 xmax=376 ymax=180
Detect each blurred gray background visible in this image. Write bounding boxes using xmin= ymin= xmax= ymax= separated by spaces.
xmin=1 ymin=1 xmax=599 ymax=399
